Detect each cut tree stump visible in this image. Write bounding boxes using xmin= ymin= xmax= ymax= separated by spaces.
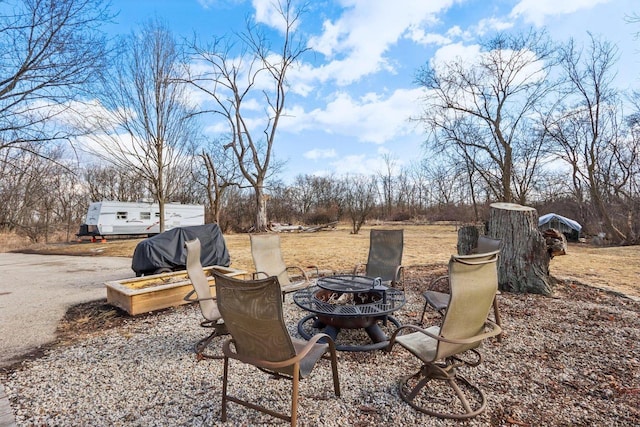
xmin=457 ymin=225 xmax=482 ymax=255
xmin=488 ymin=202 xmax=552 ymax=295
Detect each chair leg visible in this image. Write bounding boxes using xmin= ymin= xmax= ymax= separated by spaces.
xmin=492 ymin=296 xmax=503 ymax=342
xmin=420 ymin=300 xmax=429 ymax=326
xmin=195 ymin=322 xmax=227 ymax=359
xmin=221 ymin=356 xmax=229 ymax=422
xmin=398 ymin=364 xmax=487 ymax=419
xmin=290 ymin=367 xmax=299 ymax=427
xmin=329 ymin=348 xmax=341 ymax=396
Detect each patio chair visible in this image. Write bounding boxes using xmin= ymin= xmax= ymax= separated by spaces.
xmin=183 ymin=238 xmax=227 ymax=359
xmin=421 ymin=237 xmax=503 ymax=340
xmin=250 ymin=233 xmax=318 ymax=301
xmin=353 ymin=229 xmax=404 ymax=289
xmin=212 ymin=270 xmax=341 ymax=427
xmin=387 ymin=251 xmax=502 ymax=419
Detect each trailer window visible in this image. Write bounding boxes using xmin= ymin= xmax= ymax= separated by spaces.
xmin=116 ymin=211 xmax=128 ymax=220
xmin=140 ymin=212 xmax=151 ymax=220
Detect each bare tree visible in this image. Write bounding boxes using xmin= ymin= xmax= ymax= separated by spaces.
xmin=0 ymin=0 xmax=111 ymax=162
xmin=0 ymin=145 xmax=78 ymax=242
xmin=187 ymin=0 xmax=308 ymax=232
xmin=545 ymin=34 xmax=636 ymax=243
xmin=193 ymin=138 xmax=241 ymax=225
xmin=84 ymin=165 xmax=149 ymax=202
xmin=343 ymin=174 xmax=378 ymax=234
xmin=80 ymin=20 xmax=195 ymax=232
xmin=377 ymin=153 xmax=397 ymax=218
xmin=418 ymin=30 xmax=557 ymax=203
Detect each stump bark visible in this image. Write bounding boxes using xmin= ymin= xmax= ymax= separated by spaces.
xmin=457 ymin=225 xmax=481 ymax=255
xmin=488 ymin=202 xmax=552 ymax=295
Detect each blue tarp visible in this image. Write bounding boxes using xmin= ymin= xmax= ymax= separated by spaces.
xmin=538 ymin=213 xmax=582 ymax=232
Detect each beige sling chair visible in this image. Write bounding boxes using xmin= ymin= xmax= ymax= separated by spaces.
xmin=250 ymin=233 xmax=318 ymax=301
xmin=421 ymin=236 xmax=503 ymax=341
xmin=212 ymin=270 xmax=341 ymax=426
xmin=387 ymin=251 xmax=502 ymax=419
xmin=183 ymin=238 xmax=227 ymax=359
xmin=353 ymin=229 xmax=405 ymax=289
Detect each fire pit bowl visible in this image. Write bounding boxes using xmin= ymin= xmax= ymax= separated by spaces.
xmin=293 ymin=275 xmax=406 ymax=351
xmin=312 ymin=288 xmax=384 ymax=328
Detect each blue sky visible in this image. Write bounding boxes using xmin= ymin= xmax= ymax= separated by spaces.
xmin=103 ymin=0 xmax=639 ymax=183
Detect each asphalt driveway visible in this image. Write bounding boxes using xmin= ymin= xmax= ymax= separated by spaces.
xmin=0 ymin=253 xmax=133 ymax=368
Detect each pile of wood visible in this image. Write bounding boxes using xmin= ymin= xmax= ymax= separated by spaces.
xmin=543 ymin=228 xmax=567 ymax=258
xmin=269 ymin=221 xmax=338 ymax=233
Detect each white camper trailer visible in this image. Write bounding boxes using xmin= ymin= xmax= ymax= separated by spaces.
xmin=77 ymin=201 xmax=205 ymax=238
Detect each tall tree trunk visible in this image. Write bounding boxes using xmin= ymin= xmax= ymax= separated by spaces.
xmin=488 ymin=202 xmax=552 ymax=295
xmin=158 ymin=199 xmax=165 ymax=233
xmin=255 ymin=187 xmax=268 ymax=232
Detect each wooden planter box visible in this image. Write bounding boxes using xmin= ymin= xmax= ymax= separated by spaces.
xmin=105 ymin=265 xmax=247 ymax=315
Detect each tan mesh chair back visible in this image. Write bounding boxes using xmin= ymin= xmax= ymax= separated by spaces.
xmin=250 ymin=233 xmax=315 ymax=300
xmin=360 ymin=229 xmax=404 ymax=287
xmin=185 ymin=238 xmax=221 ymax=322
xmin=214 ymin=271 xmax=297 ymax=375
xmin=436 ymin=250 xmax=499 ymax=359
xmin=250 ymin=234 xmax=292 ymax=286
xmin=184 ymin=238 xmax=225 ymax=359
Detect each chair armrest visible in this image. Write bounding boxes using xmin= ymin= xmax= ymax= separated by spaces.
xmin=394 ymin=265 xmax=404 ymax=282
xmin=387 ymin=321 xmax=502 ymax=351
xmin=429 ymin=275 xmax=450 ymax=291
xmin=222 ymin=333 xmax=338 ymax=370
xmin=252 ymin=271 xmax=269 ymax=279
xmin=305 ymin=264 xmax=320 ymax=277
xmin=183 ymin=286 xmax=216 ymax=303
xmin=285 ymin=265 xmax=310 ymax=281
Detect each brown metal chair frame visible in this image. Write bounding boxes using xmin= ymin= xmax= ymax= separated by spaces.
xmin=353 ymin=229 xmax=405 ymax=289
xmin=183 ymin=238 xmax=227 ymax=359
xmin=388 ymin=252 xmax=502 ymax=419
xmin=213 ymin=270 xmax=340 ymax=426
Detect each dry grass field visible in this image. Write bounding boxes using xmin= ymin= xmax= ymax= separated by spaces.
xmin=8 ymin=222 xmax=639 ymax=299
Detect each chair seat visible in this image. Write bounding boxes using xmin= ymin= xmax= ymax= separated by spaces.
xmin=394 ymin=326 xmax=440 ymax=363
xmin=201 ymin=304 xmax=221 ymax=321
xmin=422 ymin=290 xmax=449 ymax=312
xmin=291 ymin=337 xmax=329 ymax=378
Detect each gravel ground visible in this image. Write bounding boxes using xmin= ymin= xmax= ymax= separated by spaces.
xmin=1 ymin=266 xmax=639 ymax=426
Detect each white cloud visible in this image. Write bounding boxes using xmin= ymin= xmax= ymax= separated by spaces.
xmin=252 ymin=0 xmax=297 ymax=33
xmin=407 ymin=28 xmax=452 ymax=46
xmin=431 ymin=42 xmax=481 ymax=69
xmin=329 ymin=154 xmax=385 ymax=176
xmin=197 ymin=0 xmax=244 ymax=10
xmin=303 ymin=148 xmax=337 ymax=160
xmin=280 ymin=88 xmax=424 ymax=144
xmin=306 ymin=0 xmax=457 ymax=85
xmin=510 ymin=0 xmax=613 ymax=26
xmin=474 ymin=17 xmax=515 ymax=35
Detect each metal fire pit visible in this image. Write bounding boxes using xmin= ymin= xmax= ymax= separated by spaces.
xmin=293 ymin=275 xmax=405 ymax=351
